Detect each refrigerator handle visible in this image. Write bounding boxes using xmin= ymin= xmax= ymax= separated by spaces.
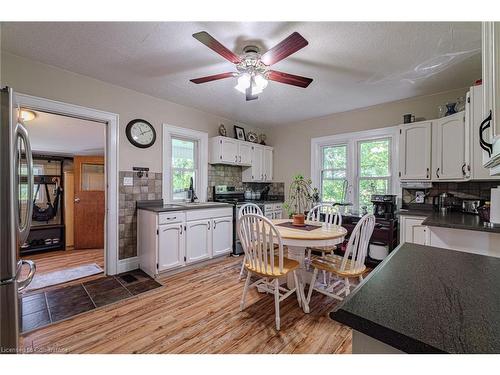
xmin=16 ymin=122 xmax=34 ymax=245
xmin=16 ymin=259 xmax=36 ymax=291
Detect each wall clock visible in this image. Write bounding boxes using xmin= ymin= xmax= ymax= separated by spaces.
xmin=125 ymin=119 xmax=156 ymax=148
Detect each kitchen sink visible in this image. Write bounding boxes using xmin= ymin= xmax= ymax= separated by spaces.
xmin=179 ymin=202 xmax=223 ymax=207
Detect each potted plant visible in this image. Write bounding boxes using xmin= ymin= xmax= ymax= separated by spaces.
xmin=283 ymin=174 xmax=314 ymax=226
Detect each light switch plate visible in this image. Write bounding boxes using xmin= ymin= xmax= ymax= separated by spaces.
xmin=123 ymin=177 xmax=133 ymax=186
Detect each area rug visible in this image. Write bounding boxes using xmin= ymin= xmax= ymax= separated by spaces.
xmin=24 ymin=263 xmax=103 ymax=292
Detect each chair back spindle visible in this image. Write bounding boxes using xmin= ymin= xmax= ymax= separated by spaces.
xmin=307 ymin=204 xmax=342 ymax=227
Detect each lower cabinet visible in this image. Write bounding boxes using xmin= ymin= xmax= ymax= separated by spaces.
xmin=399 ymin=215 xmax=429 ymax=245
xmin=158 ymin=223 xmax=185 ymax=271
xmin=138 ymin=208 xmax=233 ymax=277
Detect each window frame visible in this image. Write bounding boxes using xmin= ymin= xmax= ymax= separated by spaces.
xmin=319 ymin=143 xmax=349 ymax=204
xmin=311 ymin=126 xmax=399 ymax=210
xmin=163 ymin=124 xmax=208 ymax=203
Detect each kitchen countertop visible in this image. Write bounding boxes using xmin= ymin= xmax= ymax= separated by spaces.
xmin=398 ymin=209 xmax=500 ymax=234
xmin=136 ymin=201 xmax=232 ymax=213
xmin=330 ymin=243 xmax=500 ymax=353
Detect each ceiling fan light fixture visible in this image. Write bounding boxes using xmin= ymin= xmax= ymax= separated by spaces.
xmin=235 ymin=73 xmax=251 ymax=94
xmin=18 ymin=109 xmax=37 ymax=122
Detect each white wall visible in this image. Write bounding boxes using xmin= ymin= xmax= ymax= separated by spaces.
xmin=266 ymin=87 xmax=470 ymax=195
xmin=1 ymin=52 xmax=263 ymax=172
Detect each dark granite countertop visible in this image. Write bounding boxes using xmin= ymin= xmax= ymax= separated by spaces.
xmin=330 ymin=243 xmax=500 ymax=353
xmin=136 ymin=200 xmax=232 ymax=213
xmin=398 ymin=209 xmax=500 ymax=234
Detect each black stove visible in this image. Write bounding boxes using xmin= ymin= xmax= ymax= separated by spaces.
xmin=213 ymin=186 xmax=246 ymax=255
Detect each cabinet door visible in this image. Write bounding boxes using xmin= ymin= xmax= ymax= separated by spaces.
xmin=212 ymin=216 xmax=233 ymax=256
xmin=239 ymin=142 xmax=253 ymax=165
xmin=263 ymin=148 xmax=273 ymax=181
xmin=401 ymin=217 xmax=428 ymax=245
xmin=220 ymin=138 xmax=239 ymax=164
xmin=399 ymin=122 xmax=432 ymax=180
xmin=185 ymin=220 xmax=211 ymax=263
xmin=435 ymin=113 xmax=467 ymax=180
xmin=251 ymin=146 xmax=264 ymax=181
xmin=158 ymin=223 xmax=184 ymax=271
xmin=482 ymin=22 xmax=498 ymax=143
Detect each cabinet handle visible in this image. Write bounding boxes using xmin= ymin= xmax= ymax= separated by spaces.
xmin=261 ymin=174 xmax=263 ymax=180
xmin=166 ymin=216 xmax=176 ymax=220
xmin=479 ymin=110 xmax=493 ymax=157
xmin=180 ymin=224 xmax=183 ymax=234
xmin=208 ymin=221 xmax=210 ymax=230
xmin=462 ymin=163 xmax=466 ymax=177
xmin=214 ymin=221 xmax=217 ymax=229
xmin=239 ymin=155 xmax=241 ymax=162
xmin=426 ymin=168 xmax=429 ymax=178
xmin=235 ymin=155 xmax=238 ymax=162
xmin=436 ymin=168 xmax=440 ymax=178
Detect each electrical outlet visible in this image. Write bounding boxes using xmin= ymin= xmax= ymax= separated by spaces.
xmin=123 ymin=177 xmax=133 ymax=186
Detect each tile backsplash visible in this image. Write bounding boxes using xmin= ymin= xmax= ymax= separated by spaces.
xmin=402 ymin=181 xmax=500 ymax=205
xmin=119 ymin=171 xmax=162 ymax=259
xmin=207 ymin=164 xmax=284 ymax=200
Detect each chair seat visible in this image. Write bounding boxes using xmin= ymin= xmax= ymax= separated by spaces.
xmin=245 ymin=256 xmax=299 ymax=278
xmin=311 ymin=254 xmax=366 ymax=277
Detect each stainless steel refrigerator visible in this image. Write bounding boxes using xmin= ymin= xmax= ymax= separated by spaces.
xmin=0 ymin=87 xmax=36 ymax=353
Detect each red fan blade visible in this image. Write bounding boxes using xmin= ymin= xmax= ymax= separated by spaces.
xmin=261 ymin=32 xmax=308 ymax=66
xmin=193 ymin=31 xmax=241 ymax=64
xmin=190 ymin=72 xmax=237 ymax=84
xmin=267 ymin=70 xmax=313 ymax=88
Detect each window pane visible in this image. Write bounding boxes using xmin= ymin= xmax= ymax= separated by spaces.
xmin=321 ymin=179 xmax=346 ymax=203
xmin=359 ymin=178 xmax=389 ymax=209
xmin=81 ymin=163 xmax=105 ymax=191
xmin=359 ymin=139 xmax=390 ymax=177
xmin=322 ymin=145 xmax=347 ymax=170
xmin=172 ymin=169 xmax=194 ymax=201
xmin=172 ymin=138 xmax=195 ymax=169
xmin=323 ymin=169 xmax=346 ymax=179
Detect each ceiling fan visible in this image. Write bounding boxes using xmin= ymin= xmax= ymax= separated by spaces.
xmin=190 ymin=31 xmax=313 ymax=101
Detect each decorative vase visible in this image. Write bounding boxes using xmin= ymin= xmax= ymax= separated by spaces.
xmin=445 ymin=103 xmax=457 ymax=116
xmin=292 ymin=214 xmax=305 ymax=226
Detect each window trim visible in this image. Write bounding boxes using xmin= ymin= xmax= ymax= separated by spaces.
xmin=311 ymin=126 xmax=399 ymax=209
xmin=163 ymin=124 xmax=208 ymax=203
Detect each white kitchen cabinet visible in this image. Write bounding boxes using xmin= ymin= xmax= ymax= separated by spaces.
xmin=482 ymin=22 xmax=500 ymax=172
xmin=138 ymin=207 xmax=233 ymax=277
xmin=400 ymin=215 xmax=429 ymax=245
xmin=209 ymin=136 xmax=259 ymax=166
xmin=399 ymin=121 xmax=432 ymax=180
xmin=158 ymin=223 xmax=184 ymax=271
xmin=432 ymin=112 xmax=468 ymax=181
xmin=212 ymin=216 xmax=233 ymax=256
xmin=242 ymin=144 xmax=273 ymax=182
xmin=185 ymin=219 xmax=211 ymax=263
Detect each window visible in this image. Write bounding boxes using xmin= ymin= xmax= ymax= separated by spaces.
xmin=320 ymin=144 xmax=347 ymax=203
xmin=163 ymin=124 xmax=208 ymax=203
xmin=357 ymin=138 xmax=391 ymax=210
xmin=171 ymin=138 xmax=197 ymax=201
xmin=311 ymin=127 xmax=398 ymax=212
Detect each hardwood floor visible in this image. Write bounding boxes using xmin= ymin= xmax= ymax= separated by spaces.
xmin=21 ymin=248 xmax=104 ymax=276
xmin=21 ymin=257 xmax=353 ymax=354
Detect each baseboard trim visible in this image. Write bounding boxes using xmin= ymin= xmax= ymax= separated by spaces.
xmin=117 ymin=256 xmax=139 ymax=274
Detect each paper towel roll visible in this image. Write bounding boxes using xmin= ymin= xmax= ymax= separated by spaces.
xmin=491 ymin=186 xmax=500 ymax=224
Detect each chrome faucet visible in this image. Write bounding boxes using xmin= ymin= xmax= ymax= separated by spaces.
xmin=188 ymin=176 xmax=198 ymax=203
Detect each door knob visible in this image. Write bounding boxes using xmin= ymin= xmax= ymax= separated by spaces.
xmin=74 ymin=197 xmax=81 ymax=203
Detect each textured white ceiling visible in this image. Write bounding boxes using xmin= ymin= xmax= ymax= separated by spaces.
xmin=26 ymin=111 xmax=105 ymax=156
xmin=2 ymin=22 xmax=481 ymax=128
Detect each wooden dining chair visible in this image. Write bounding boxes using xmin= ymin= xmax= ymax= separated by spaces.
xmin=237 ymin=203 xmax=263 ymax=280
xmin=306 ymin=214 xmax=375 ymax=303
xmin=238 ymin=214 xmax=303 ymax=330
xmin=306 ymin=204 xmax=342 ymax=283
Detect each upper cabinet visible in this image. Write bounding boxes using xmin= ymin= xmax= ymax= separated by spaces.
xmin=399 ymin=121 xmax=432 ymax=180
xmin=433 ymin=112 xmax=469 ymax=180
xmin=209 ymin=136 xmax=254 ymax=166
xmin=482 ymin=22 xmax=500 ymax=173
xmin=210 ymin=136 xmax=273 ymax=182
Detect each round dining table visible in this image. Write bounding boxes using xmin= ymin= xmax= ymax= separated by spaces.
xmin=270 ymin=219 xmax=347 ymax=313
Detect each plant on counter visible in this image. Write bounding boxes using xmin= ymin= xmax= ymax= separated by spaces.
xmin=283 ymin=174 xmax=315 ymax=226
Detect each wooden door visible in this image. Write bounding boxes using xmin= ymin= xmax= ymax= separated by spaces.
xmin=74 ymin=156 xmax=105 ymax=249
xmin=435 ymin=113 xmax=467 ymax=180
xmin=158 ymin=223 xmax=184 ymax=271
xmin=185 ymin=219 xmax=211 ymax=263
xmin=398 ymin=122 xmax=432 ymax=180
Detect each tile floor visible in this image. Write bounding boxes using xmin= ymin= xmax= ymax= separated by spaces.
xmin=20 ymin=269 xmax=162 ymax=332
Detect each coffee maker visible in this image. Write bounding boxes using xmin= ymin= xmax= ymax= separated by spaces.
xmin=371 ymin=194 xmax=397 ymax=219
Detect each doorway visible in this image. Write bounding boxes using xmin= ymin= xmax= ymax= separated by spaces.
xmin=19 ymin=110 xmax=106 ymax=287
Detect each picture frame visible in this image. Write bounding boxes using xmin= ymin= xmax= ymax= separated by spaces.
xmin=234 ymin=125 xmax=246 ymax=141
